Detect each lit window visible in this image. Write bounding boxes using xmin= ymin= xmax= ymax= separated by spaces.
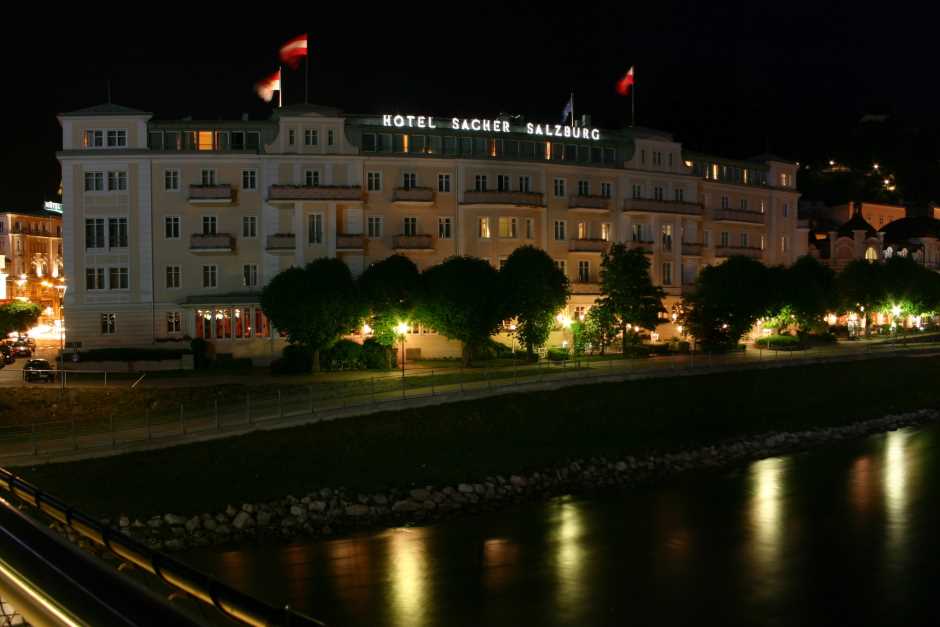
xmin=197 ymin=131 xmax=214 ymax=151
xmin=479 ymin=217 xmax=491 ymax=239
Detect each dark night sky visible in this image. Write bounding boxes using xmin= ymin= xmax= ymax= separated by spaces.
xmin=1 ymin=4 xmax=936 ymax=211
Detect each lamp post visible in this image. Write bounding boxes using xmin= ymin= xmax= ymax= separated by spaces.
xmin=395 ymin=321 xmax=409 ymax=378
xmin=54 ymin=282 xmax=67 ymax=390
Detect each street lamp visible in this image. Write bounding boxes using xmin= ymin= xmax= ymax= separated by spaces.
xmin=395 ymin=321 xmax=409 ymax=377
xmin=54 ymin=283 xmax=67 ymax=390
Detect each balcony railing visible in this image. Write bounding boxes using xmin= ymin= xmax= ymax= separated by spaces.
xmin=569 ymin=238 xmax=610 ymax=253
xmin=568 ymin=195 xmax=611 ymax=211
xmin=626 ymin=239 xmax=654 ymax=254
xmin=682 ymin=242 xmax=704 ymax=256
xmin=267 ymin=185 xmax=364 ymax=201
xmin=712 ymin=209 xmax=765 ymax=224
xmin=336 ymin=234 xmax=366 ymax=250
xmin=462 ymin=191 xmax=544 ymax=206
xmin=393 ymin=234 xmax=435 ymax=251
xmin=265 ymin=233 xmax=296 ymax=253
xmin=188 ymin=185 xmax=234 ymax=203
xmin=571 ymin=281 xmax=601 ymax=295
xmin=189 ymin=233 xmax=235 ymax=253
xmin=715 ymin=245 xmax=763 ymax=259
xmin=623 ymin=198 xmax=703 ymax=215
xmin=392 ymin=187 xmax=435 ymax=204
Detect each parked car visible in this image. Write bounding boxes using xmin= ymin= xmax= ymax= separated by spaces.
xmin=0 ymin=345 xmax=13 ymax=364
xmin=11 ymin=342 xmax=31 ymax=358
xmin=16 ymin=336 xmax=36 ymax=351
xmin=23 ymin=359 xmax=54 ymax=383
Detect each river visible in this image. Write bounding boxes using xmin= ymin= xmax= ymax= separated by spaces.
xmin=185 ymin=424 xmax=940 ymax=626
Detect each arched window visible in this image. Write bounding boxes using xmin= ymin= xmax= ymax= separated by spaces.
xmin=865 ymin=246 xmax=877 ymax=262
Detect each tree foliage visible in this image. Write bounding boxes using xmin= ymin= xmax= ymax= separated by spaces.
xmin=582 ymin=303 xmax=620 ymax=354
xmin=596 ymin=243 xmax=665 ymax=352
xmin=0 ymin=302 xmax=41 ymax=336
xmin=499 ymin=245 xmax=569 ymax=355
xmin=358 ymin=255 xmax=421 ymax=351
xmin=260 ymin=258 xmax=364 ymax=371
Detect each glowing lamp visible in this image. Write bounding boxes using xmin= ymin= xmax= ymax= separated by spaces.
xmin=891 ymin=304 xmax=902 ymax=317
xmin=395 ymin=321 xmax=409 ymax=336
xmin=361 ymin=323 xmax=372 ymax=335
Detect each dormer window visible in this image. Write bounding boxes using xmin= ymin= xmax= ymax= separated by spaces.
xmin=106 ymin=129 xmax=127 ymax=147
xmin=231 ymin=131 xmax=245 ymax=150
xmin=83 ymin=130 xmax=103 ymax=148
xmin=197 ymin=131 xmax=214 ymax=151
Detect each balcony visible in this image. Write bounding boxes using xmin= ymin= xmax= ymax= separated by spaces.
xmin=267 ymin=185 xmax=364 ymax=202
xmin=712 ymin=208 xmax=765 ymax=224
xmin=715 ymin=245 xmax=763 ymax=259
xmin=265 ymin=233 xmax=296 ymax=255
xmin=626 ymin=239 xmax=654 ymax=254
xmin=569 ymin=238 xmax=610 ymax=253
xmin=568 ymin=195 xmax=611 ymax=212
xmin=188 ymin=185 xmax=234 ymax=204
xmin=571 ymin=281 xmax=601 ymax=295
xmin=392 ymin=187 xmax=435 ymax=205
xmin=462 ymin=191 xmax=544 ymax=207
xmin=189 ymin=233 xmax=235 ymax=254
xmin=393 ymin=234 xmax=435 ymax=252
xmin=681 ymin=242 xmax=704 ymax=256
xmin=336 ymin=234 xmax=366 ymax=251
xmin=623 ymin=198 xmax=703 ymax=215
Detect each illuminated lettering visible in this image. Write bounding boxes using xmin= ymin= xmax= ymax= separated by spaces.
xmin=379 ymin=113 xmax=601 ymax=141
xmin=483 ymin=119 xmax=491 ymax=131
xmin=554 ymin=124 xmax=562 ymax=136
xmin=461 ymin=119 xmax=471 ymax=130
xmin=452 ymin=118 xmax=460 ymax=130
xmin=417 ymin=116 xmax=426 ymax=128
xmin=382 ymin=114 xmax=392 ymax=126
xmin=526 ymin=122 xmax=534 ymax=134
xmin=406 ymin=115 xmax=415 ymax=127
xmin=471 ymin=119 xmax=481 ymax=131
xmin=591 ymin=129 xmax=600 ymax=140
xmin=563 ymin=125 xmax=571 ymax=138
xmin=428 ymin=117 xmax=437 ymax=129
xmin=393 ymin=115 xmax=405 ymax=127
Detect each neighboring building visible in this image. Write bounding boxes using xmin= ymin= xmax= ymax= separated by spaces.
xmin=819 ymin=201 xmax=905 ymax=230
xmin=0 ymin=203 xmax=64 ymax=321
xmin=880 ymin=216 xmax=940 ymax=270
xmin=57 ymin=103 xmax=801 ymax=361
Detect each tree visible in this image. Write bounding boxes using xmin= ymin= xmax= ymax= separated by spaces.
xmin=836 ymin=259 xmax=887 ymax=336
xmin=682 ymin=256 xmax=771 ymax=350
xmin=499 ymin=245 xmax=569 ymax=356
xmin=417 ymin=256 xmax=504 ymax=366
xmin=596 ymin=243 xmax=665 ymax=353
xmin=0 ymin=302 xmax=41 ymax=336
xmin=260 ymin=258 xmax=364 ymax=371
xmin=582 ymin=303 xmax=620 ymax=354
xmin=767 ymin=256 xmax=836 ymax=334
xmin=358 ymin=255 xmax=421 ymax=367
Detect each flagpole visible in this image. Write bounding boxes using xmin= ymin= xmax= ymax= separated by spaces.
xmin=278 ymin=66 xmax=283 ymax=108
xmin=631 ymin=83 xmax=635 ymax=127
xmin=305 ymin=54 xmax=309 ymax=104
xmin=571 ymin=92 xmax=575 ymax=127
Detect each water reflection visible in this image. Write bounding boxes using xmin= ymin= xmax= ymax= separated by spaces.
xmin=883 ymin=430 xmax=911 ymax=566
xmin=552 ymin=499 xmax=586 ymax=617
xmin=387 ymin=528 xmax=428 ymax=626
xmin=482 ymin=538 xmax=519 ymax=592
xmin=748 ymin=457 xmax=787 ymax=581
xmin=850 ymin=456 xmax=874 ymax=515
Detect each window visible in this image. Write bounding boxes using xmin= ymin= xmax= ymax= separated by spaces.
xmin=106 ymin=130 xmax=127 ymax=147
xmin=497 ymin=174 xmax=511 ymax=192
xmin=641 ymin=149 xmax=646 ymax=164
xmin=304 ymin=129 xmax=318 ymax=146
xmin=653 ymin=186 xmax=664 ymax=201
xmin=367 ymin=171 xmax=382 ymax=191
xmin=84 ymin=171 xmax=104 ymax=192
xmin=83 ymin=130 xmax=103 ymax=148
xmin=438 ymin=217 xmax=452 ymax=239
xmin=783 ymin=202 xmax=790 ymax=218
xmin=308 ymin=214 xmax=323 ymax=244
xmin=780 ymin=173 xmax=792 ymax=187
xmin=740 ymin=199 xmax=749 ymax=210
xmin=526 ymin=218 xmax=534 ymax=239
xmin=632 ymin=183 xmax=642 ymax=199
xmin=196 ymin=131 xmax=214 ymax=151
xmin=554 ymin=259 xmax=567 ymax=275
xmin=165 ymin=265 xmax=181 ymax=289
xmin=498 ymin=217 xmax=517 ymax=238
xmin=108 ymin=217 xmax=128 ymax=248
xmin=288 ymin=129 xmax=296 ymax=145
xmin=601 ymin=223 xmax=611 ymax=241
xmin=202 ymin=216 xmax=217 ymax=235
xmin=402 ymin=172 xmax=417 ymax=190
xmin=202 ymin=265 xmax=218 ymax=288
xmin=577 ymin=221 xmax=588 ymax=239
xmin=243 ymin=264 xmax=258 ymax=288
xmin=403 ymin=217 xmax=418 ymax=236
xmin=474 ymin=175 xmax=488 ymax=192
xmin=601 ymin=182 xmax=612 ymax=198
xmin=164 ymin=216 xmax=180 ymax=239
xmin=164 ymin=169 xmax=180 ymax=191
xmin=328 ymin=129 xmax=335 ymax=146
xmin=703 ymin=230 xmax=711 ymax=247
xmin=85 ymin=267 xmax=105 ymax=290
xmin=167 ymin=312 xmax=182 ymax=333
xmin=479 ymin=217 xmax=491 ymax=239
xmin=553 ymin=178 xmax=566 ymax=197
xmin=674 ymin=188 xmax=685 ymax=202
xmin=662 ymin=262 xmax=673 ymax=285
xmin=519 ymin=175 xmax=532 ymax=193
xmin=108 ymin=267 xmax=129 ymax=290
xmin=242 ymin=216 xmax=257 ymax=238
xmin=662 ymin=224 xmax=673 ymax=251
xmin=85 ymin=218 xmax=105 ymax=249
xmin=578 ymin=180 xmax=590 ymax=196
xmin=720 ymin=195 xmax=730 ymax=209
xmin=241 ymin=170 xmax=257 ymax=190
xmin=201 ymin=169 xmax=216 ymax=186
xmin=740 ymin=232 xmax=749 ymax=247
xmin=107 ymin=171 xmax=127 ymax=191
xmin=781 ymin=236 xmax=789 ymax=253
xmin=366 ymin=215 xmax=383 ymax=239
xmin=554 ymin=220 xmax=567 ymax=241
xmin=100 ymin=313 xmax=116 ymax=335
xmin=438 ymin=173 xmax=451 ymax=193
xmin=865 ymin=246 xmax=877 ymax=261
xmin=304 ymin=170 xmax=320 ymax=187
xmin=578 ymin=260 xmax=590 ymax=282
xmin=720 ymin=231 xmax=729 ymax=247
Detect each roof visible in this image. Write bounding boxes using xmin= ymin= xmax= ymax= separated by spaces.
xmin=682 ymin=150 xmax=771 ymax=170
xmin=630 ymin=126 xmax=675 ymax=141
xmin=275 ymin=103 xmax=344 ymax=117
xmin=880 ymin=216 xmax=940 ymax=243
xmin=747 ymin=153 xmax=797 ymax=165
xmin=838 ymin=212 xmax=877 ymax=237
xmin=60 ymin=103 xmax=152 ymax=117
xmin=0 ymin=207 xmax=63 ymax=219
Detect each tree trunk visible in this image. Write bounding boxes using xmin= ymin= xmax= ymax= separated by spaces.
xmin=462 ymin=343 xmax=472 ymax=368
xmin=385 ymin=347 xmax=392 ymax=370
xmin=621 ymin=323 xmax=628 ymax=354
xmin=312 ymin=349 xmax=321 ymax=373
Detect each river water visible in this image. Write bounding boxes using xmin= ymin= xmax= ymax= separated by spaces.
xmin=186 ymin=425 xmax=940 ymax=626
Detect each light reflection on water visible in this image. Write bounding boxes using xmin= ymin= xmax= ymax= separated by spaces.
xmin=185 ymin=425 xmax=937 ymax=627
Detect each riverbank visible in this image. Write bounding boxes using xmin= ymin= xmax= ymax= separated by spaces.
xmin=13 ymin=356 xmax=940 ymax=550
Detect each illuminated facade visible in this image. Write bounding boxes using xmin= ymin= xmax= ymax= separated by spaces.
xmin=58 ymin=103 xmax=801 ymax=360
xmin=0 ymin=204 xmax=64 ymax=320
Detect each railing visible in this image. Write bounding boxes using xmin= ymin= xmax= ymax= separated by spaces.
xmin=626 ymin=239 xmax=654 ymax=253
xmin=335 ymin=234 xmax=366 ymax=250
xmin=189 ymin=233 xmax=235 ymax=252
xmin=623 ymin=198 xmax=703 ymax=215
xmin=265 ymin=233 xmax=296 ymax=251
xmin=568 ymin=195 xmax=610 ymax=210
xmin=682 ymin=242 xmax=704 ymax=256
xmin=268 ymin=185 xmax=363 ymax=201
xmin=392 ymin=187 xmax=435 ymax=203
xmin=393 ymin=234 xmax=434 ymax=251
xmin=462 ymin=191 xmax=544 ymax=206
xmin=570 ymin=281 xmax=601 ymax=294
xmin=569 ymin=238 xmax=610 ymax=253
xmin=715 ymin=245 xmax=763 ymax=258
xmin=712 ymin=208 xmax=765 ymax=224
xmin=188 ymin=184 xmax=234 ymax=202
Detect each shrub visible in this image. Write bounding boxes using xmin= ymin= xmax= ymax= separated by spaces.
xmin=361 ymin=338 xmax=389 ymax=370
xmin=648 ymin=343 xmax=671 ymax=356
xmin=802 ymin=332 xmax=838 ymax=346
xmin=546 ymin=347 xmax=570 ymax=361
xmin=669 ymin=340 xmax=691 ymax=354
xmin=323 ymin=339 xmax=364 ymax=371
xmin=755 ymin=334 xmax=803 ymax=350
xmin=271 ymin=344 xmax=313 ymax=375
xmin=700 ymin=342 xmax=747 ymax=354
xmin=622 ymin=345 xmax=651 ymax=359
xmin=470 ymin=338 xmax=514 ymax=361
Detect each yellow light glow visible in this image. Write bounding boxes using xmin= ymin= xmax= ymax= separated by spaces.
xmin=0 ymin=557 xmax=82 ymax=627
xmin=361 ymin=323 xmax=372 ymax=335
xmin=891 ymin=304 xmax=902 ymax=317
xmin=197 ymin=131 xmax=214 ymax=151
xmin=555 ymin=313 xmax=572 ymax=328
xmin=395 ymin=321 xmax=409 ymax=336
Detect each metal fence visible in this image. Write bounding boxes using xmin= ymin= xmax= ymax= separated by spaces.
xmin=0 ymin=337 xmax=935 ymax=463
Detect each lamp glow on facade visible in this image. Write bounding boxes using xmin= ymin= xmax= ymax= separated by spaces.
xmin=396 ymin=321 xmax=409 ymax=336
xmin=891 ymin=304 xmax=902 ymax=317
xmin=361 ymin=323 xmax=372 ymax=336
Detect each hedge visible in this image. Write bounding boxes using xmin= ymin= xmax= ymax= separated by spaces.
xmin=754 ymin=334 xmax=803 ymax=350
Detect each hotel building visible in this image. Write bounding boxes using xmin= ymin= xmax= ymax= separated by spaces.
xmin=57 ymin=103 xmax=801 ymax=361
xmin=0 ymin=204 xmax=65 ymax=320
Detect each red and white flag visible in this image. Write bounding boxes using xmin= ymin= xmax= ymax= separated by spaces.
xmin=280 ymin=34 xmax=308 ymax=69
xmin=255 ymin=69 xmax=281 ymax=102
xmin=616 ymin=66 xmax=635 ymax=96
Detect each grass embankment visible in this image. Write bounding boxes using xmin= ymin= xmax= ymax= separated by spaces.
xmin=13 ymin=355 xmax=940 ymax=519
